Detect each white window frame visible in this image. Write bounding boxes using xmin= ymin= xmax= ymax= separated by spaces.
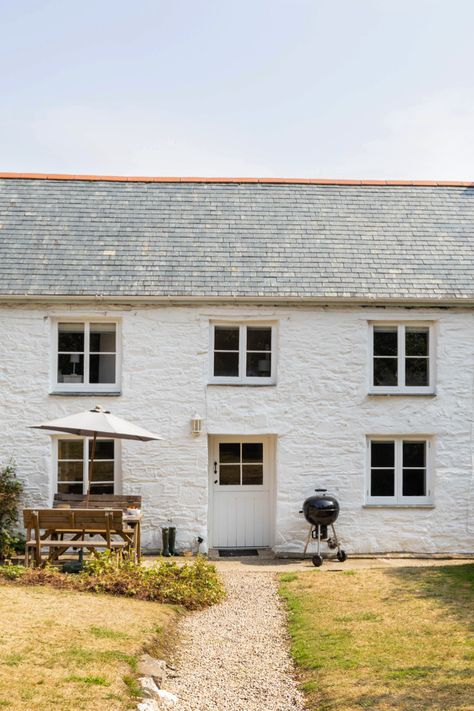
xmin=368 ymin=322 xmax=435 ymax=394
xmin=366 ymin=435 xmax=433 ymax=505
xmin=209 ymin=322 xmax=277 ymax=385
xmin=51 ymin=318 xmax=122 ymax=393
xmin=54 ymin=435 xmax=119 ymax=495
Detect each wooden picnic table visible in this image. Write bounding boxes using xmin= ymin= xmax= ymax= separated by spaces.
xmin=23 ymin=508 xmax=143 ymax=567
xmin=53 ymin=493 xmax=143 ymax=563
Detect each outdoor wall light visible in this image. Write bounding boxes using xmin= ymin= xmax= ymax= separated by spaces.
xmin=191 ymin=412 xmax=203 ymax=436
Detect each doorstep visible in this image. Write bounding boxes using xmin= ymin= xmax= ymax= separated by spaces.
xmin=208 ymin=548 xmax=275 ymax=561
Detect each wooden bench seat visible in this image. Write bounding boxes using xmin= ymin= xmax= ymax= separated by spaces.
xmin=54 ymin=493 xmax=142 ymax=512
xmin=23 ymin=508 xmax=128 ymax=567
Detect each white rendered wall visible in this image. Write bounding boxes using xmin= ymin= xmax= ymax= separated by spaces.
xmin=0 ymin=302 xmax=472 ymax=555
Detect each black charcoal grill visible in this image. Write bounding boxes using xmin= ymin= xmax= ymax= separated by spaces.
xmin=300 ymin=489 xmax=347 ymax=567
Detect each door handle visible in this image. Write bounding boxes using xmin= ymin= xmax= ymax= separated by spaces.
xmin=214 ymin=480 xmax=218 ymax=484
xmin=213 ymin=461 xmax=217 ymax=474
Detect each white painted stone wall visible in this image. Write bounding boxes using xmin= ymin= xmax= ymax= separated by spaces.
xmin=0 ymin=302 xmax=473 ymax=555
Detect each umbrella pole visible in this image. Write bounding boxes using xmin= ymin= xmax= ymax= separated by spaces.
xmin=86 ymin=433 xmax=97 ymax=507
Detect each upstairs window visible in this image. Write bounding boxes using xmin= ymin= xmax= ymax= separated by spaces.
xmin=54 ymin=320 xmax=120 ymax=392
xmin=367 ymin=437 xmax=432 ymax=505
xmin=210 ymin=324 xmax=275 ymax=384
xmin=56 ymin=438 xmax=115 ymax=495
xmin=370 ymin=323 xmax=433 ymax=393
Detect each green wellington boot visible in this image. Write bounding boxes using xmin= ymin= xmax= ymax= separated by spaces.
xmin=161 ymin=527 xmax=171 ymax=557
xmin=168 ymin=527 xmax=176 ymax=556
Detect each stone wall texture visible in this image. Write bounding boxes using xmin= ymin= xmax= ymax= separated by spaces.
xmin=0 ymin=302 xmax=473 ymax=555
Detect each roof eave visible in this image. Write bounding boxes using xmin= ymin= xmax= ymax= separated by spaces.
xmin=0 ymin=294 xmax=472 ymax=307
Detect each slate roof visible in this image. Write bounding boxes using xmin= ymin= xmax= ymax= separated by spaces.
xmin=0 ymin=175 xmax=473 ymax=302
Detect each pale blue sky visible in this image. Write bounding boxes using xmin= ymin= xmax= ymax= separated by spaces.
xmin=1 ymin=0 xmax=473 ymax=179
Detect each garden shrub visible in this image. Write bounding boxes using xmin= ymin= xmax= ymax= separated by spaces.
xmin=0 ymin=555 xmax=225 ymax=610
xmin=0 ymin=462 xmax=23 ymax=561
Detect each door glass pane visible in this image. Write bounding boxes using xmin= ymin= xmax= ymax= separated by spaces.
xmin=58 ymin=353 xmax=84 ymax=383
xmin=214 ymin=327 xmax=239 ymax=350
xmin=405 ymin=358 xmax=429 ymax=386
xmin=246 ymin=327 xmax=272 ymax=351
xmin=214 ymin=352 xmax=239 ymax=377
xmin=90 ymin=323 xmax=116 ymax=352
xmin=219 ymin=443 xmax=240 ymax=463
xmin=403 ymin=441 xmax=425 ymax=467
xmin=58 ymin=323 xmax=84 ymax=352
xmin=219 ymin=465 xmax=240 ymax=485
xmin=242 ymin=464 xmax=263 ymax=485
xmin=371 ymin=469 xmax=395 ymax=496
xmin=371 ymin=441 xmax=395 ymax=467
xmin=405 ymin=328 xmax=429 ymax=356
xmin=373 ymin=357 xmax=398 ymax=386
xmin=373 ymin=329 xmax=397 ymax=356
xmin=242 ymin=443 xmax=263 ymax=462
xmin=403 ymin=469 xmax=426 ymax=496
xmin=89 ymin=354 xmax=116 ymax=383
xmin=246 ymin=352 xmax=272 ymax=377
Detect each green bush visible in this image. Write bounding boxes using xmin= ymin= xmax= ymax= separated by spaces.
xmin=0 ymin=555 xmax=226 ymax=610
xmin=0 ymin=462 xmax=23 ymax=561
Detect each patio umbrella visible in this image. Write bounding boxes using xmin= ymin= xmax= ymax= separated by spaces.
xmin=31 ymin=405 xmax=163 ymax=497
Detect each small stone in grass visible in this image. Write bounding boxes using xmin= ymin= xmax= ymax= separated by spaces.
xmin=138 ymin=654 xmax=167 ymax=686
xmin=137 ymin=700 xmax=160 ymax=711
xmin=156 ymin=689 xmax=178 ymax=706
xmin=138 ymin=676 xmax=161 ymax=699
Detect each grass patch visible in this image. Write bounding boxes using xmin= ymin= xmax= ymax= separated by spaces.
xmin=122 ymin=674 xmax=142 ymax=698
xmin=89 ymin=625 xmax=130 ymax=640
xmin=65 ymin=675 xmax=110 ymax=687
xmin=1 ymin=654 xmax=22 ymax=668
xmin=280 ymin=564 xmax=474 ymax=710
xmin=0 ymin=584 xmax=178 ymax=711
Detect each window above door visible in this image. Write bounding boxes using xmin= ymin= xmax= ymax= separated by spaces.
xmin=209 ymin=323 xmax=276 ymax=384
xmin=369 ymin=322 xmax=435 ymax=394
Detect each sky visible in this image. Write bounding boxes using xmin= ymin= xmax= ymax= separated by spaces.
xmin=0 ymin=0 xmax=473 ymax=180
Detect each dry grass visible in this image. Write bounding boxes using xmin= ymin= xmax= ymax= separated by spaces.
xmin=280 ymin=565 xmax=474 ymax=711
xmin=0 ymin=584 xmax=178 ymax=711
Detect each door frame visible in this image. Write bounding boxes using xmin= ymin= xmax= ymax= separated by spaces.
xmin=208 ymin=434 xmax=276 ymax=549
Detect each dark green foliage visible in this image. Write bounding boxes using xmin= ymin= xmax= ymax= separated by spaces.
xmin=0 ymin=462 xmax=23 ymax=561
xmin=0 ymin=554 xmax=226 ymax=610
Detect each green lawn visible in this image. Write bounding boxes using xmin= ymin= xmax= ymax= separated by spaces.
xmin=0 ymin=585 xmax=178 ymax=711
xmin=280 ymin=564 xmax=474 ymax=711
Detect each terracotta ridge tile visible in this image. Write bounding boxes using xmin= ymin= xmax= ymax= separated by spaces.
xmin=0 ymin=172 xmax=472 ymax=187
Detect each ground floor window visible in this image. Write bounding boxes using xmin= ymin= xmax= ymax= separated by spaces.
xmin=56 ymin=438 xmax=115 ymax=495
xmin=367 ymin=437 xmax=431 ymax=505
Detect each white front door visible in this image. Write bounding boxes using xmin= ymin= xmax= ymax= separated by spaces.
xmin=210 ymin=436 xmax=273 ymax=548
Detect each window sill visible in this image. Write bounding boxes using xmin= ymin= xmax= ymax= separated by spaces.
xmin=207 ymin=382 xmax=276 ymax=387
xmin=363 ymin=504 xmax=435 ymax=509
xmin=367 ymin=391 xmax=436 ymax=397
xmin=50 ymin=391 xmax=122 ymax=397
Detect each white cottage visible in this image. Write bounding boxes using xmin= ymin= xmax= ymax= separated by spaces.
xmin=0 ymin=173 xmax=473 ymax=555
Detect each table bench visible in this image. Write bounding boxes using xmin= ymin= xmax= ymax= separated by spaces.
xmin=23 ymin=508 xmax=130 ymax=567
xmin=53 ymin=493 xmax=142 ymax=511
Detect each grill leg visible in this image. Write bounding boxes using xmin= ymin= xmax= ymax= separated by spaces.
xmin=330 ymin=524 xmax=348 ymax=562
xmin=330 ymin=524 xmax=341 ymax=553
xmin=303 ymin=525 xmax=313 ymax=556
xmin=317 ymin=525 xmax=321 ymax=556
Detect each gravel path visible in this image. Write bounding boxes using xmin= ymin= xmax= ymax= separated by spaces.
xmin=167 ymin=571 xmax=304 ymax=711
